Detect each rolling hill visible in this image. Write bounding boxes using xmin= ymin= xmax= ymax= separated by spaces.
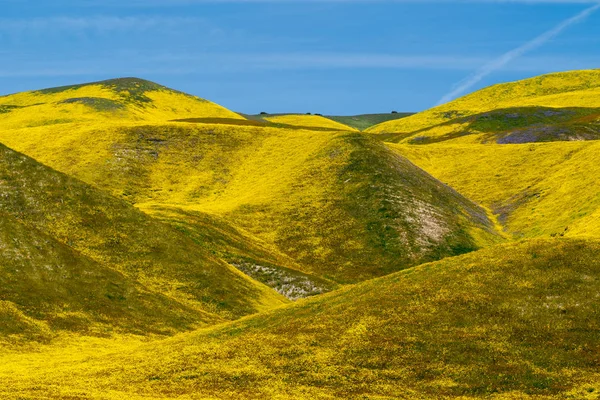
xmin=2 ymin=238 xmax=599 ymax=399
xmin=0 ymin=143 xmax=288 ymax=340
xmin=263 ymin=114 xmax=358 ymax=131
xmin=2 ymin=71 xmax=600 ymax=399
xmin=245 ymin=112 xmax=414 ymax=131
xmin=0 ymin=77 xmax=243 ymax=129
xmin=326 ymin=112 xmax=415 ymax=131
xmin=0 ymin=212 xmax=213 ymax=342
xmin=0 ymin=87 xmax=503 ymax=283
xmin=391 ymin=140 xmax=600 ymax=240
xmin=368 ymin=69 xmax=600 ymax=144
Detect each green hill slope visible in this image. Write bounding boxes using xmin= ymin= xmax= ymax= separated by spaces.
xmin=0 ymin=143 xmax=287 ymax=339
xmin=3 ymin=238 xmax=599 ymax=399
xmin=0 ymin=213 xmax=213 ymax=342
xmin=368 ymin=70 xmax=600 ymax=144
xmin=327 ymin=112 xmax=414 ymax=131
xmin=0 ymin=114 xmax=502 ymax=283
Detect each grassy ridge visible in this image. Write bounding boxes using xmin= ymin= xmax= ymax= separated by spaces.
xmin=246 ymin=112 xmax=414 ymax=131
xmin=380 ymin=106 xmax=600 ymax=145
xmin=368 ymin=70 xmax=600 ymax=144
xmin=0 ymin=119 xmax=501 ymax=283
xmin=0 ymin=214 xmax=211 ymax=342
xmin=327 ymin=112 xmax=414 ymax=131
xmin=0 ymin=143 xmax=288 ymax=338
xmin=143 ymin=205 xmax=337 ymax=299
xmin=2 ymin=238 xmax=599 ymax=399
xmin=263 ymin=114 xmax=358 ymax=131
xmin=4 ymin=74 xmax=600 ymax=399
xmin=0 ymin=77 xmax=243 ymax=129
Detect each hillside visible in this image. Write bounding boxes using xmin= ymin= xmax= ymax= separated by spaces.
xmin=327 ymin=112 xmax=414 ymax=131
xmin=0 ymin=112 xmax=503 ymax=283
xmin=2 ymin=238 xmax=599 ymax=399
xmin=368 ymin=70 xmax=600 ymax=144
xmin=263 ymin=114 xmax=358 ymax=131
xmin=5 ymin=73 xmax=600 ymax=399
xmin=0 ymin=77 xmax=243 ymax=129
xmin=391 ymin=140 xmax=600 ymax=239
xmin=144 ymin=205 xmax=337 ymax=300
xmin=0 ymin=143 xmax=288 ymax=339
xmin=0 ymin=213 xmax=215 ymax=342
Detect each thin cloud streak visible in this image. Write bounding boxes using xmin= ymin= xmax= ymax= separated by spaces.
xmin=0 ymin=16 xmax=205 ymax=34
xmin=437 ymin=2 xmax=600 ymax=105
xmin=1 ymin=52 xmax=599 ymax=79
xmin=0 ymin=53 xmax=488 ymax=78
xmin=72 ymin=0 xmax=600 ymax=4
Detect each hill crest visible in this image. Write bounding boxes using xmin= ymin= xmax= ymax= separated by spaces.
xmin=368 ymin=69 xmax=600 ymax=144
xmin=0 ymin=77 xmax=244 ymax=125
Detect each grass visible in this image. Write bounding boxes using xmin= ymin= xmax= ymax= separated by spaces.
xmin=0 ymin=117 xmax=502 ymax=284
xmin=0 ymin=142 xmax=288 ymax=340
xmin=262 ymin=114 xmax=358 ymax=131
xmin=3 ymin=73 xmax=600 ymax=399
xmin=379 ymin=106 xmax=600 ymax=145
xmin=0 ymin=213 xmax=209 ymax=342
xmin=368 ymin=69 xmax=600 ymax=144
xmin=173 ymin=116 xmax=361 ymax=132
xmin=142 ymin=205 xmax=337 ymax=299
xmin=245 ymin=112 xmax=414 ymax=131
xmin=1 ymin=238 xmax=599 ymax=399
xmin=326 ymin=112 xmax=414 ymax=131
xmin=390 ymin=140 xmax=600 ymax=239
xmin=0 ymin=77 xmax=244 ymax=130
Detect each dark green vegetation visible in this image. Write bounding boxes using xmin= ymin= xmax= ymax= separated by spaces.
xmin=0 ymin=105 xmax=23 ymax=114
xmin=58 ymin=97 xmax=125 ymax=112
xmin=278 ymin=132 xmax=500 ymax=282
xmin=326 ymin=112 xmax=414 ymax=131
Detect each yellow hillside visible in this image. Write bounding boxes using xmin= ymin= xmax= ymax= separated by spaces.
xmin=367 ymin=70 xmax=600 ymax=143
xmin=0 ymin=142 xmax=288 ymax=340
xmin=0 ymin=119 xmax=501 ymax=284
xmin=391 ymin=140 xmax=600 ymax=239
xmin=3 ymin=71 xmax=600 ymax=400
xmin=0 ymin=78 xmax=243 ymax=129
xmin=2 ymin=238 xmax=600 ymax=399
xmin=264 ymin=114 xmax=357 ymax=131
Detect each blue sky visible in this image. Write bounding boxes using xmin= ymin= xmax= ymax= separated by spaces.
xmin=1 ymin=1 xmax=599 ymax=114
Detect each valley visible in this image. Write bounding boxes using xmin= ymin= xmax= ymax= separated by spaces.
xmin=1 ymin=71 xmax=600 ymax=399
